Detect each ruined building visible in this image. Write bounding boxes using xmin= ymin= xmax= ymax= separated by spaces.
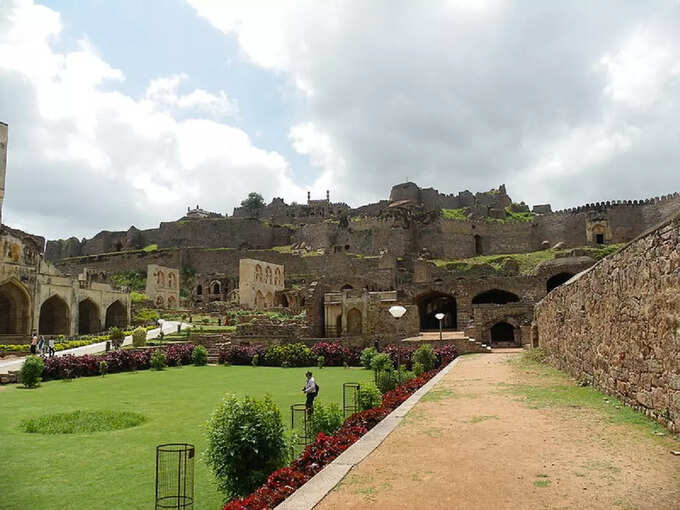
xmin=0 ymin=123 xmax=130 ymax=343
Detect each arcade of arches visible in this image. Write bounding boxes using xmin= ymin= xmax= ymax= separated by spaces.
xmin=39 ymin=295 xmax=70 ymax=336
xmin=0 ymin=280 xmax=31 ymax=336
xmin=78 ymin=299 xmax=100 ymax=335
xmin=105 ymin=301 xmax=127 ymax=329
xmin=417 ymin=292 xmax=457 ymax=330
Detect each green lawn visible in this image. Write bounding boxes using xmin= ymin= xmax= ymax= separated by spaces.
xmin=0 ymin=366 xmax=374 ymax=510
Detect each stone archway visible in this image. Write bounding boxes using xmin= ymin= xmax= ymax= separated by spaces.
xmin=255 ymin=290 xmax=265 ymax=309
xmin=0 ymin=280 xmax=31 ymax=336
xmin=78 ymin=299 xmax=100 ymax=335
xmin=472 ymin=289 xmax=520 ymax=305
xmin=417 ymin=291 xmax=457 ymax=330
xmin=265 ymin=292 xmax=274 ymax=308
xmin=39 ymin=295 xmax=71 ymax=336
xmin=347 ymin=308 xmax=362 ymax=335
xmin=547 ymin=272 xmax=574 ymax=293
xmin=490 ymin=322 xmax=517 ymax=346
xmin=105 ymin=300 xmax=127 ymax=329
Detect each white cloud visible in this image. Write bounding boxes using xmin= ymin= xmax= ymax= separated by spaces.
xmin=0 ymin=0 xmax=298 ymax=239
xmin=188 ymin=0 xmax=680 ymax=209
xmin=146 ymin=73 xmax=237 ymax=117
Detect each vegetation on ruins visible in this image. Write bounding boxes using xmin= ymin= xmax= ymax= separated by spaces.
xmin=205 ymin=394 xmax=288 ymax=499
xmin=241 ymin=191 xmax=266 ymax=212
xmin=432 ymin=244 xmax=624 ymax=275
xmin=110 ymin=270 xmax=146 ymax=292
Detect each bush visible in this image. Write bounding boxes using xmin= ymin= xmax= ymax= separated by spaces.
xmin=108 ymin=327 xmax=125 ymax=349
xmin=382 ymin=345 xmax=416 ymax=370
xmin=316 ymin=356 xmax=325 ymax=369
xmin=370 ymin=353 xmax=393 ymax=372
xmin=360 ymin=347 xmax=378 ymax=369
xmin=263 ymin=343 xmax=315 ymax=367
xmin=412 ymin=344 xmax=436 ymax=372
xmin=21 ymin=355 xmax=44 ymax=388
xmin=413 ymin=361 xmax=424 ymax=377
xmin=358 ymin=383 xmax=382 ymax=411
xmin=99 ymin=361 xmax=108 ymax=377
xmin=151 ymin=350 xmax=167 ymax=371
xmin=132 ymin=308 xmax=160 ymax=325
xmin=251 ymin=354 xmax=259 ymax=367
xmin=131 ymin=327 xmax=147 ymax=347
xmin=310 ymin=402 xmax=343 ymax=436
xmin=206 ymin=394 xmax=287 ymax=499
xmin=375 ymin=369 xmax=397 ymax=394
xmin=311 ymin=342 xmax=360 ymax=366
xmin=192 ymin=345 xmax=208 ymax=366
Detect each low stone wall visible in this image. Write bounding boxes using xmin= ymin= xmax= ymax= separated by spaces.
xmin=534 ymin=214 xmax=680 ymax=432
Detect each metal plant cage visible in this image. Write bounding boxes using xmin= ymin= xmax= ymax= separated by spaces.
xmin=291 ymin=403 xmax=313 ymax=447
xmin=155 ymin=443 xmax=195 ymax=510
xmin=343 ymin=382 xmax=361 ymax=418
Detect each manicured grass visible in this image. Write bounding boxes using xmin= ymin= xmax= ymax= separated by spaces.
xmin=0 ymin=365 xmax=374 ymax=510
xmin=22 ymin=410 xmax=146 ymax=434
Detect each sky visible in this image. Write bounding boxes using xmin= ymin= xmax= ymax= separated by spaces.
xmin=1 ymin=0 xmax=679 ymax=241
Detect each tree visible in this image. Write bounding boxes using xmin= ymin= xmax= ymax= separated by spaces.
xmin=241 ymin=192 xmax=265 ymax=212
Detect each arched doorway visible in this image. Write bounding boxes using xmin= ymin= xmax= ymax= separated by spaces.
xmin=78 ymin=299 xmax=100 ymax=335
xmin=340 ymin=284 xmax=353 ymax=291
xmin=546 ymin=273 xmax=574 ymax=293
xmin=211 ymin=281 xmax=221 ymax=295
xmin=0 ymin=280 xmax=31 ymax=336
xmin=474 ymin=235 xmax=483 ymax=255
xmin=155 ymin=296 xmax=165 ymax=308
xmin=105 ymin=300 xmax=127 ymax=329
xmin=472 ymin=289 xmax=520 ymax=305
xmin=39 ymin=295 xmax=70 ymax=335
xmin=347 ymin=308 xmax=362 ymax=335
xmin=255 ymin=291 xmax=265 ymax=309
xmin=490 ymin=322 xmax=516 ymax=344
xmin=167 ymin=295 xmax=177 ymax=308
xmin=417 ymin=292 xmax=457 ymax=330
xmin=335 ymin=314 xmax=343 ymax=336
xmin=196 ymin=284 xmax=203 ymax=296
xmin=265 ymin=292 xmax=274 ymax=308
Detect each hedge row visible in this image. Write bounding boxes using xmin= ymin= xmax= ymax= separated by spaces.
xmin=41 ymin=344 xmax=195 ymax=381
xmin=219 ymin=342 xmax=457 ymax=368
xmin=223 ymin=366 xmax=446 ymax=510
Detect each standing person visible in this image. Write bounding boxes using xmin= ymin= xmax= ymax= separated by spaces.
xmin=30 ymin=331 xmax=38 ymax=355
xmin=48 ymin=337 xmax=55 ymax=357
xmin=302 ymin=371 xmax=318 ymax=416
xmin=37 ymin=335 xmax=45 ymax=356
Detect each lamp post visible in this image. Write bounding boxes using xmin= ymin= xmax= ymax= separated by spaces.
xmin=435 ymin=312 xmax=445 ymax=341
xmin=388 ymin=305 xmax=408 ymax=366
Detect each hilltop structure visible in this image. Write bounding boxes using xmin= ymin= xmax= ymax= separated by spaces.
xmin=44 ymin=155 xmax=680 ymax=349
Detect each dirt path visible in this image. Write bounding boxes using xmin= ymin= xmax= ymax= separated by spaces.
xmin=317 ymin=351 xmax=680 ymax=510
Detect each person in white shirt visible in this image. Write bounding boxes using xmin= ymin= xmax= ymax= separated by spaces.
xmin=302 ymin=371 xmax=318 ymax=415
xmin=48 ymin=337 xmax=55 ymax=357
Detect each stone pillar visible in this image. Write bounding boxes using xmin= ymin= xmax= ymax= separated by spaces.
xmin=0 ymin=122 xmax=7 ymax=225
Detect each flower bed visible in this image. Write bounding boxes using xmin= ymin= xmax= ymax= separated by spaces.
xmin=41 ymin=344 xmax=195 ymax=381
xmin=223 ymin=364 xmax=448 ymax=510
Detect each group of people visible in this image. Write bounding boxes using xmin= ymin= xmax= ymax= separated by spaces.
xmin=30 ymin=331 xmax=55 ymax=357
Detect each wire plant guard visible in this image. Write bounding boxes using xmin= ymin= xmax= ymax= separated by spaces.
xmin=155 ymin=443 xmax=195 ymax=510
xmin=343 ymin=382 xmax=361 ymax=418
xmin=290 ymin=403 xmax=313 ymax=448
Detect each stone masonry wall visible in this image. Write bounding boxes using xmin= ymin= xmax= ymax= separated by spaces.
xmin=535 ymin=214 xmax=680 ymax=432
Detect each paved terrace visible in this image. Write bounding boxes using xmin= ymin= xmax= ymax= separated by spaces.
xmin=315 ymin=351 xmax=680 ymax=510
xmin=0 ymin=321 xmax=189 ymax=374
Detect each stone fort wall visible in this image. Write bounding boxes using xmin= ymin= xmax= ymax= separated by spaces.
xmin=534 ymin=213 xmax=680 ymax=432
